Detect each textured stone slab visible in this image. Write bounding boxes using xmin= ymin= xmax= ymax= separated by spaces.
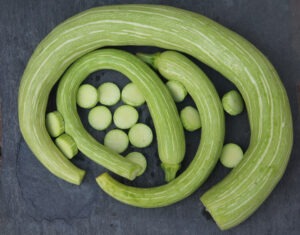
xmin=1 ymin=0 xmax=299 ymax=234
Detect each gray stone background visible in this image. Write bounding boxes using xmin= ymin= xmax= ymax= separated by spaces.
xmin=0 ymin=0 xmax=299 ymax=234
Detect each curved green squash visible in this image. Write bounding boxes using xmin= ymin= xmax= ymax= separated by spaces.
xmin=96 ymin=50 xmax=225 ymax=208
xmin=56 ymin=49 xmax=185 ymax=181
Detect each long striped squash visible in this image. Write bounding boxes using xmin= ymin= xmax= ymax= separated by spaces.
xmin=96 ymin=50 xmax=225 ymax=207
xmin=18 ymin=5 xmax=293 ymax=229
xmin=56 ymin=49 xmax=185 ymax=181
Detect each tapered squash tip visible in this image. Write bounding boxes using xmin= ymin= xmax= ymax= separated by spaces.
xmin=136 ymin=52 xmax=160 ymax=69
xmin=161 ymin=163 xmax=181 ymax=182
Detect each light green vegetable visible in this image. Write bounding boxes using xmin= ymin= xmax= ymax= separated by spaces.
xmin=125 ymin=152 xmax=147 ymax=176
xmin=45 ymin=111 xmax=65 ymax=137
xmin=55 ymin=134 xmax=78 ymax=159
xmin=56 ymin=49 xmax=184 ymax=181
xmin=220 ymin=143 xmax=244 ymax=168
xmin=222 ymin=90 xmax=244 ymax=116
xmin=104 ymin=129 xmax=129 ymax=154
xmin=180 ymin=106 xmax=201 ymax=131
xmin=98 ymin=82 xmax=120 ymax=106
xmin=76 ymin=84 xmax=98 ymax=109
xmin=19 ymin=5 xmax=293 ymax=228
xmin=88 ymin=106 xmax=112 ymax=130
xmin=113 ymin=105 xmax=138 ymax=129
xmin=128 ymin=123 xmax=153 ymax=148
xmin=96 ymin=50 xmax=224 ymax=207
xmin=121 ymin=83 xmax=145 ymax=107
xmin=166 ymin=80 xmax=187 ymax=102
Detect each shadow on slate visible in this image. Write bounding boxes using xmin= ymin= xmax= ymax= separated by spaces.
xmin=16 ymin=141 xmax=97 ymax=221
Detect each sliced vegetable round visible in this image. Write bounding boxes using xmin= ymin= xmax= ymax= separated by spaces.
xmin=125 ymin=152 xmax=147 ymax=176
xmin=98 ymin=82 xmax=120 ymax=106
xmin=88 ymin=106 xmax=112 ymax=130
xmin=222 ymin=90 xmax=244 ymax=116
xmin=166 ymin=80 xmax=187 ymax=102
xmin=46 ymin=111 xmax=65 ymax=137
xmin=76 ymin=84 xmax=98 ymax=109
xmin=104 ymin=129 xmax=129 ymax=153
xmin=113 ymin=105 xmax=139 ymax=129
xmin=180 ymin=106 xmax=201 ymax=131
xmin=55 ymin=134 xmax=78 ymax=159
xmin=220 ymin=143 xmax=244 ymax=168
xmin=128 ymin=123 xmax=153 ymax=148
xmin=121 ymin=83 xmax=145 ymax=107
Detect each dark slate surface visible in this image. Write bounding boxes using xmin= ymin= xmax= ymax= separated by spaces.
xmin=1 ymin=0 xmax=300 ymax=234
